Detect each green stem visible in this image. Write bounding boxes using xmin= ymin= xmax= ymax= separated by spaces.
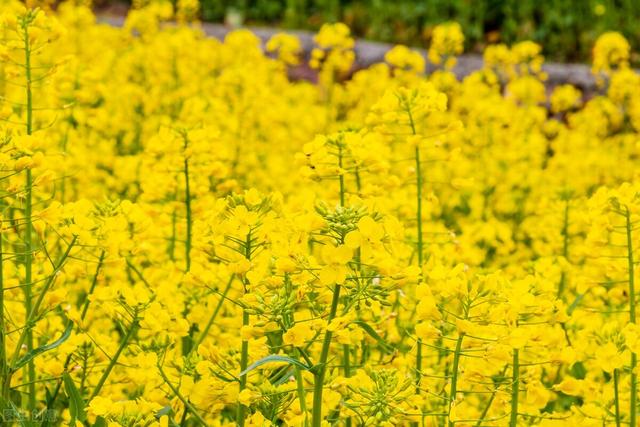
xmin=237 ymin=232 xmax=252 ymax=427
xmin=415 ymin=338 xmax=422 ymax=394
xmin=295 ymin=365 xmax=309 ymax=427
xmin=474 ymin=366 xmax=508 ymax=427
xmin=343 ymin=344 xmax=351 ymax=427
xmin=89 ymin=314 xmax=139 ymax=400
xmin=24 ymin=169 xmax=35 ymax=413
xmin=448 ymin=334 xmax=464 ymax=427
xmin=626 ymin=207 xmax=637 ymax=427
xmin=557 ymin=199 xmax=569 ymax=298
xmin=183 ymin=136 xmax=192 ymax=272
xmin=404 ymin=103 xmax=422 ymax=265
xmin=10 ymin=237 xmax=77 ymax=368
xmin=415 ymin=145 xmax=423 ymax=266
xmin=237 ymin=310 xmax=249 ymax=427
xmin=509 ymin=349 xmax=519 ymax=427
xmin=409 ymin=105 xmax=426 ymax=363
xmin=192 ymin=276 xmax=234 ymax=352
xmin=312 ymin=284 xmax=342 ymax=427
xmin=169 ymin=199 xmax=177 ymax=261
xmin=80 ymin=251 xmax=105 ymax=319
xmin=24 ymin=37 xmax=33 ymax=136
xmin=23 ymin=17 xmax=35 ymax=414
xmin=406 ymin=102 xmax=424 ymax=426
xmin=338 ymin=145 xmax=345 ymax=207
xmin=0 ymin=231 xmax=7 ymax=406
xmin=158 ymin=364 xmax=208 ymax=426
xmin=614 ymin=368 xmax=621 ymax=427
xmin=414 ymin=138 xmax=424 ymax=401
xmin=342 ymin=344 xmax=350 ymax=378
xmin=39 ymin=245 xmax=96 ymax=426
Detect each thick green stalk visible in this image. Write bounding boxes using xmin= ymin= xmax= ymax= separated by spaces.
xmin=24 ymin=170 xmax=35 ymax=412
xmin=23 ymin=19 xmax=35 ymax=414
xmin=557 ymin=199 xmax=570 ymax=298
xmin=0 ymin=232 xmax=6 ymax=406
xmin=405 ymin=103 xmax=422 ymax=266
xmin=614 ymin=368 xmax=621 ymax=427
xmin=414 ymin=145 xmax=423 ymax=266
xmin=10 ymin=237 xmax=77 ymax=368
xmin=43 ymin=250 xmax=104 ymax=422
xmin=406 ymin=105 xmax=426 ymax=395
xmin=89 ymin=315 xmax=139 ymax=400
xmin=337 ymin=144 xmax=350 ymax=425
xmin=183 ymin=136 xmax=192 ymax=272
xmin=414 ymin=142 xmax=424 ymax=397
xmin=343 ymin=344 xmax=351 ymax=427
xmin=626 ymin=208 xmax=637 ymax=427
xmin=338 ymin=145 xmax=345 ymax=207
xmin=24 ymin=29 xmax=33 ymax=137
xmin=6 ymin=236 xmax=75 ymax=419
xmin=342 ymin=344 xmax=350 ymax=379
xmin=415 ymin=337 xmax=422 ymax=394
xmin=169 ymin=192 xmax=177 ymax=261
xmin=312 ymin=284 xmax=342 ymax=427
xmin=237 ymin=233 xmax=252 ymax=427
xmin=405 ymin=104 xmax=424 ymax=425
xmin=509 ymin=349 xmax=520 ymax=427
xmin=448 ymin=334 xmax=464 ymax=427
xmin=295 ymin=365 xmax=308 ymax=427
xmin=237 ymin=310 xmax=249 ymax=427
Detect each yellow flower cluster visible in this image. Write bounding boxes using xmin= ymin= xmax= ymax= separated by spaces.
xmin=551 ymin=84 xmax=582 ymax=114
xmin=592 ymin=31 xmax=630 ymax=77
xmin=427 ymin=22 xmax=464 ymax=70
xmin=310 ymin=22 xmax=355 ymax=88
xmin=2 ymin=2 xmax=640 ymax=427
xmin=266 ymin=33 xmax=302 ymax=66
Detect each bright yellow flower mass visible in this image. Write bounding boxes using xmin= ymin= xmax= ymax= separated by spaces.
xmin=0 ymin=2 xmax=639 ymax=427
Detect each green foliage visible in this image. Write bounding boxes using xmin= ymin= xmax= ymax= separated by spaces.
xmin=194 ymin=0 xmax=640 ymax=63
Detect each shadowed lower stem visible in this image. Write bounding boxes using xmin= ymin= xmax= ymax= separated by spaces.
xmin=626 ymin=208 xmax=637 ymax=427
xmin=510 ymin=349 xmax=520 ymax=427
xmin=312 ymin=284 xmax=341 ymax=427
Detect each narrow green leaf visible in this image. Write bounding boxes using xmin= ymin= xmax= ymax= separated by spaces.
xmin=154 ymin=406 xmax=181 ymax=427
xmin=155 ymin=406 xmax=173 ymax=419
xmin=13 ymin=321 xmax=73 ymax=371
xmin=269 ymin=364 xmax=295 ymax=386
xmin=567 ymin=292 xmax=585 ymax=315
xmin=6 ymin=400 xmax=27 ymax=427
xmin=351 ymin=320 xmax=394 ymax=353
xmin=45 ymin=385 xmax=53 ymax=406
xmin=239 ymin=354 xmax=310 ymax=377
xmin=271 ymin=367 xmax=296 ymax=386
xmin=63 ymin=372 xmax=86 ymax=424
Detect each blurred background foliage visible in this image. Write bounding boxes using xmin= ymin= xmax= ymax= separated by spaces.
xmin=105 ymin=0 xmax=640 ymax=63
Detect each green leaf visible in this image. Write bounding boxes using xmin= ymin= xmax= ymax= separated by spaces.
xmin=268 ymin=364 xmax=295 ymax=386
xmin=351 ymin=320 xmax=395 ymax=353
xmin=13 ymin=321 xmax=73 ymax=371
xmin=63 ymin=372 xmax=86 ymax=424
xmin=239 ymin=354 xmax=311 ymax=377
xmin=271 ymin=367 xmax=295 ymax=386
xmin=45 ymin=385 xmax=53 ymax=406
xmin=6 ymin=400 xmax=27 ymax=427
xmin=567 ymin=292 xmax=585 ymax=315
xmin=155 ymin=405 xmax=173 ymax=419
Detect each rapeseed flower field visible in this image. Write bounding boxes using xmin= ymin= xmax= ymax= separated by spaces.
xmin=1 ymin=2 xmax=640 ymax=426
